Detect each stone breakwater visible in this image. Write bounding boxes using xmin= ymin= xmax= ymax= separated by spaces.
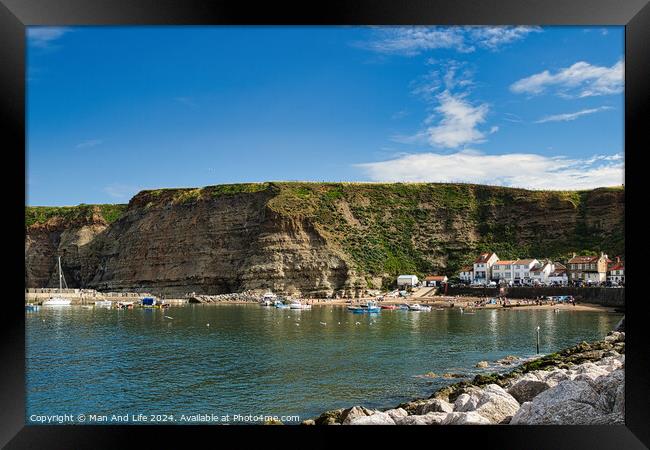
xmin=307 ymin=330 xmax=625 ymax=425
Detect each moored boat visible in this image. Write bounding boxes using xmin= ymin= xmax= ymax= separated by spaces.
xmin=94 ymin=300 xmax=113 ymax=308
xmin=25 ymin=304 xmax=40 ymax=312
xmin=348 ymin=301 xmax=381 ymax=313
xmin=289 ymin=300 xmax=311 ymax=309
xmin=260 ymin=292 xmax=277 ymax=306
xmin=42 ymin=256 xmax=72 ymax=307
xmin=408 ymin=303 xmax=431 ymax=311
xmin=380 ymin=304 xmax=397 ymax=310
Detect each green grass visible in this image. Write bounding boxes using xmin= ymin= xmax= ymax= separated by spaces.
xmin=26 ymin=204 xmax=128 ymax=227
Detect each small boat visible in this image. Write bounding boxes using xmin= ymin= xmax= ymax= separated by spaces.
xmin=25 ymin=304 xmax=40 ymax=312
xmin=419 ymin=305 xmax=432 ymax=311
xmin=118 ymin=301 xmax=134 ymax=309
xmin=94 ymin=300 xmax=113 ymax=308
xmin=274 ymin=300 xmax=290 ymax=309
xmin=398 ymin=304 xmax=410 ymax=310
xmin=381 ymin=304 xmax=397 ymax=310
xmin=260 ymin=292 xmax=277 ymax=306
xmin=42 ymin=256 xmax=72 ymax=307
xmin=348 ymin=301 xmax=381 ymax=313
xmin=408 ymin=303 xmax=424 ymax=311
xmin=289 ymin=300 xmax=311 ymax=310
xmin=142 ymin=297 xmax=156 ymax=307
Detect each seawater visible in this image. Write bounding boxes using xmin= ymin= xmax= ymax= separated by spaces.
xmin=26 ymin=304 xmax=621 ymax=424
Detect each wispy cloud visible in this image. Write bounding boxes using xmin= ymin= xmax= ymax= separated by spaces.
xmin=27 ymin=27 xmax=71 ymax=49
xmin=510 ymin=59 xmax=623 ymax=98
xmin=103 ymin=183 xmax=140 ymax=200
xmin=356 ymin=150 xmax=623 ymax=190
xmin=357 ymin=26 xmax=541 ymax=56
xmin=425 ymin=91 xmax=490 ymax=148
xmin=400 ymin=60 xmax=493 ymax=149
xmin=535 ymin=106 xmax=612 ymax=123
xmin=465 ymin=26 xmax=543 ymax=50
xmin=75 ymin=139 xmax=103 ymax=149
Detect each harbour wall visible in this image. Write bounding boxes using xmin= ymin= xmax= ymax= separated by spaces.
xmin=25 ymin=288 xmax=160 ymax=305
xmin=444 ymin=286 xmax=625 ymax=308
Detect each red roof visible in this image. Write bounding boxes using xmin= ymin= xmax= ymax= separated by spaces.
xmin=609 ymin=264 xmax=624 ymax=271
xmin=514 ymin=259 xmax=537 ymax=265
xmin=474 ymin=253 xmax=496 ymax=263
xmin=494 ymin=260 xmax=516 ymax=265
xmin=425 ymin=275 xmax=448 ymax=281
xmin=568 ymin=255 xmax=599 ymax=264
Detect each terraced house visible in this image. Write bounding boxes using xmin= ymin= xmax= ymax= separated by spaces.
xmin=473 ymin=252 xmax=499 ymax=283
xmin=607 ymin=257 xmax=625 ymax=284
xmin=567 ymin=253 xmax=610 ymax=283
xmin=491 ymin=260 xmax=516 ymax=283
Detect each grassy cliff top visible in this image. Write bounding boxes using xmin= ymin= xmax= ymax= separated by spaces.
xmin=25 ymin=204 xmax=128 ymax=227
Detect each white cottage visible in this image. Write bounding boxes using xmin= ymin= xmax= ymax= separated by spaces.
xmin=473 ymin=252 xmax=499 ymax=283
xmin=530 ymin=260 xmax=554 ymax=284
xmin=397 ymin=275 xmax=419 ymax=288
xmin=512 ymin=259 xmax=539 ymax=283
xmin=458 ymin=266 xmax=473 ymax=283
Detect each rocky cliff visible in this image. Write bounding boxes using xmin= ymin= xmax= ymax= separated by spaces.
xmin=25 ymin=182 xmax=624 ymax=296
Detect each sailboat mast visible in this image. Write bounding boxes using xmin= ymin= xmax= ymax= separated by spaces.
xmin=58 ymin=256 xmax=63 ymax=291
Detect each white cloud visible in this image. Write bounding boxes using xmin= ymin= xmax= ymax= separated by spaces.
xmin=358 ymin=26 xmax=541 ymax=56
xmin=27 ymin=27 xmax=71 ymax=48
xmin=510 ymin=60 xmax=624 ymax=97
xmin=356 ymin=150 xmax=623 ymax=190
xmin=465 ymin=26 xmax=543 ymax=50
xmin=535 ymin=106 xmax=612 ymax=123
xmin=75 ymin=139 xmax=103 ymax=149
xmin=103 ymin=183 xmax=140 ymax=200
xmin=359 ymin=27 xmax=468 ymax=56
xmin=425 ymin=91 xmax=489 ymax=148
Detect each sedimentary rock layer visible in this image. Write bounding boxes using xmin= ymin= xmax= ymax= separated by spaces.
xmin=25 ymin=182 xmax=624 ymax=296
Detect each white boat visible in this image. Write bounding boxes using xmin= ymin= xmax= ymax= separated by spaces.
xmin=42 ymin=256 xmax=72 ymax=307
xmin=260 ymin=292 xmax=277 ymax=306
xmin=289 ymin=300 xmax=311 ymax=310
xmin=408 ymin=303 xmax=423 ymax=311
xmin=94 ymin=300 xmax=113 ymax=308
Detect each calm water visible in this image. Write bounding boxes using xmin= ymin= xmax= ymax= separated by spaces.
xmin=26 ymin=305 xmax=621 ymax=423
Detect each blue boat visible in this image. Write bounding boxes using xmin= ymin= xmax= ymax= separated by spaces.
xmin=348 ymin=301 xmax=381 ymax=313
xmin=25 ymin=304 xmax=40 ymax=312
xmin=142 ymin=297 xmax=156 ymax=306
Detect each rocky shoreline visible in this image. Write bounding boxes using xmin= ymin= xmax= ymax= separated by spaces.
xmin=306 ymin=322 xmax=625 ymax=426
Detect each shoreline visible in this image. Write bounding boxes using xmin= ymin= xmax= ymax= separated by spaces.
xmin=181 ymin=298 xmax=617 ymax=313
xmin=307 ymin=324 xmax=626 ymax=425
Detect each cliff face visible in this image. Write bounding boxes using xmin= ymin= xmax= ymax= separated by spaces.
xmin=25 ymin=183 xmax=624 ymax=297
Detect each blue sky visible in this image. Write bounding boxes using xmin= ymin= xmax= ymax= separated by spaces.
xmin=27 ymin=26 xmax=624 ymax=205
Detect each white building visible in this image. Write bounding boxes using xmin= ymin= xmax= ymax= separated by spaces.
xmin=548 ymin=262 xmax=569 ymax=285
xmin=512 ymin=259 xmax=539 ymax=283
xmin=530 ymin=260 xmax=554 ymax=284
xmin=458 ymin=266 xmax=473 ymax=283
xmin=608 ymin=258 xmax=625 ymax=284
xmin=473 ymin=252 xmax=499 ymax=283
xmin=491 ymin=260 xmax=516 ymax=284
xmin=397 ymin=275 xmax=419 ymax=288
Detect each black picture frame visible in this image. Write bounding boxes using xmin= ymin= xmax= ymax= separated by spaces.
xmin=3 ymin=0 xmax=648 ymax=448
